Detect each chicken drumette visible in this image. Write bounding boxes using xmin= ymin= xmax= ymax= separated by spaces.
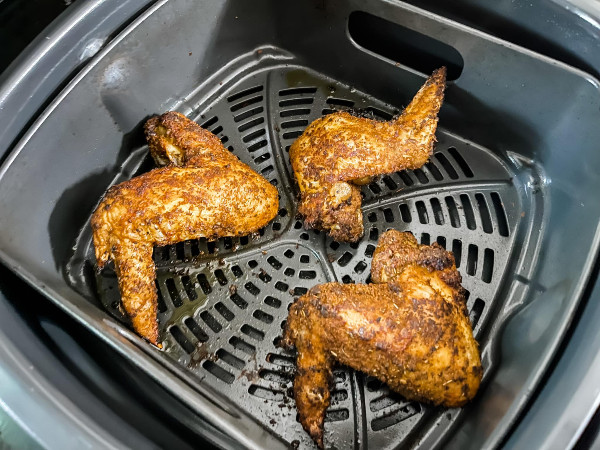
xmin=92 ymin=112 xmax=279 ymax=344
xmin=282 ymin=230 xmax=481 ymax=448
xmin=289 ymin=68 xmax=446 ymax=242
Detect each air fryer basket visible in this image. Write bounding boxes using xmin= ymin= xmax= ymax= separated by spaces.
xmin=1 ymin=1 xmax=600 ymax=449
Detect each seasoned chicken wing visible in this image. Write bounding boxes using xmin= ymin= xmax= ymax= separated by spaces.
xmin=289 ymin=68 xmax=446 ymax=242
xmin=92 ymin=112 xmax=279 ymax=344
xmin=282 ymin=230 xmax=481 ymax=448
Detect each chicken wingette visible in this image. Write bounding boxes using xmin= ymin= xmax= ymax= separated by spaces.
xmin=289 ymin=68 xmax=446 ymax=242
xmin=92 ymin=112 xmax=279 ymax=344
xmin=282 ymin=230 xmax=481 ymax=448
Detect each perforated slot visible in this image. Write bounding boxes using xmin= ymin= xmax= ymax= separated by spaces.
xmin=241 ymin=324 xmax=265 ymax=341
xmin=215 ymin=302 xmax=235 ymax=321
xmin=170 ymin=325 xmax=194 ymax=353
xmin=248 ymin=385 xmax=284 ymax=401
xmin=184 ymin=317 xmax=209 ymax=343
xmin=203 ymin=360 xmax=234 ymax=384
xmin=200 ymin=311 xmax=222 ymax=333
xmin=448 ymin=147 xmax=474 ymax=177
xmin=229 ymin=336 xmax=256 ymax=355
xmin=230 ymin=95 xmax=263 ymax=112
xmin=371 ymin=403 xmax=420 ymax=431
xmin=491 ymin=192 xmax=510 ymax=236
xmin=166 ymin=278 xmax=183 ymax=307
xmin=216 ymin=349 xmax=245 ymax=369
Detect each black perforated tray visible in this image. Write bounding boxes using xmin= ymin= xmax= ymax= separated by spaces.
xmin=67 ymin=65 xmax=544 ymax=449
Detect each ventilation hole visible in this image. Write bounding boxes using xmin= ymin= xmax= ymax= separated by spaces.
xmin=445 ymin=197 xmax=461 ymax=228
xmin=299 ymin=233 xmax=310 ymax=242
xmin=155 ymin=281 xmax=167 ymax=313
xmin=369 ymin=183 xmax=382 ymax=194
xmin=216 ymin=349 xmax=245 ymax=370
xmin=413 ymin=168 xmax=429 ymax=184
xmin=233 ymin=107 xmax=264 ymax=124
xmin=242 ymin=128 xmax=266 ymax=143
xmin=196 ymin=273 xmax=212 ymax=295
xmin=370 ymin=395 xmax=401 ymax=412
xmin=238 ymin=117 xmax=265 ymax=133
xmin=326 ymin=98 xmax=354 ymax=107
xmin=415 ymin=201 xmax=429 ymax=224
xmin=421 ymin=233 xmax=430 ymax=245
xmin=365 ymin=244 xmax=376 ymax=258
xmin=482 ymin=249 xmax=494 ymax=283
xmin=433 ymin=152 xmax=459 ymax=179
xmin=241 ymin=324 xmax=265 ymax=341
xmin=370 ymin=227 xmax=379 ymax=241
xmin=279 ymin=86 xmax=318 ymax=96
xmin=368 ymin=212 xmax=378 ymax=223
xmin=244 ymin=282 xmax=260 ymax=296
xmin=371 ymin=403 xmax=420 ymax=431
xmin=267 ymin=353 xmax=295 ymax=367
xmin=475 ymin=193 xmax=493 ymax=234
xmin=214 ymin=269 xmax=228 ymax=286
xmin=165 ymin=278 xmax=183 ymax=307
xmin=247 ymin=140 xmax=268 ymax=152
xmin=364 ymin=106 xmax=394 ymax=120
xmin=322 ymin=108 xmax=335 ymax=115
xmin=284 ymin=268 xmax=295 ymax=277
xmin=200 ymin=116 xmax=218 ymax=128
xmin=285 ymin=145 xmax=291 ymax=153
xmin=230 ymin=293 xmax=248 ymax=309
xmin=425 ymin=161 xmax=444 ymax=181
xmin=264 ymin=296 xmax=282 ymax=308
xmin=325 ymin=409 xmax=350 ymax=422
xmin=240 ymin=236 xmax=249 ymax=246
xmin=203 ymin=361 xmax=234 ymax=384
xmin=280 ymin=108 xmax=311 ymax=117
xmin=448 ymin=147 xmax=474 ymax=177
xmin=366 ymin=377 xmax=383 ymax=391
xmin=397 ymin=171 xmax=414 ymax=186
xmin=230 ymin=336 xmax=255 ymax=355
xmin=275 ymin=281 xmax=289 ymax=292
xmin=230 ymin=95 xmax=263 ymax=112
xmin=175 ymin=242 xmax=185 ymax=260
xmin=214 ymin=302 xmax=235 ymax=322
xmin=299 ymin=270 xmax=317 ymax=279
xmin=329 ymin=241 xmax=340 ymax=251
xmin=382 ymin=176 xmax=397 ymax=190
xmin=223 ymin=237 xmax=233 ymax=250
xmin=430 ymin=198 xmax=444 ymax=225
xmin=231 ymin=265 xmax=243 ymax=277
xmin=248 ymin=385 xmax=284 ymax=401
xmin=338 ymin=252 xmax=353 ymax=267
xmin=254 ymin=153 xmax=271 ymax=164
xmin=259 ymin=369 xmax=292 ymax=384
xmin=212 ymin=125 xmax=223 ymax=135
xmin=253 ymin=310 xmax=274 ymax=324
xmin=206 ymin=241 xmax=217 ymax=254
xmin=436 ymin=236 xmax=446 ymax=249
xmin=170 ymin=326 xmax=194 ymax=353
xmin=248 ymin=260 xmax=258 ymax=268
xmin=333 ymin=370 xmax=347 ymax=383
xmin=399 ymin=204 xmax=412 ymax=223
xmin=466 ymin=244 xmax=478 ymax=276
xmin=200 ymin=311 xmax=222 ymax=333
xmin=491 ymin=192 xmax=510 ymax=236
xmin=258 ymin=270 xmax=272 ymax=283
xmin=284 ymin=250 xmax=294 ymax=258
xmin=331 ymin=390 xmax=349 ymax=403
xmin=293 ymin=287 xmax=308 ymax=296
xmin=460 ymin=194 xmax=477 ymax=230
xmin=296 ymin=255 xmax=308 ymax=264
xmin=283 ymin=130 xmax=303 ymax=140
xmin=470 ymin=298 xmax=485 ymax=328
xmin=272 ymin=221 xmax=281 ymax=231
xmin=294 ymin=221 xmax=303 ymax=230
xmin=281 ymin=119 xmax=309 ymax=129
xmin=342 ymin=275 xmax=354 ymax=284
xmin=354 ymin=261 xmax=368 ymax=274
xmin=181 ymin=276 xmax=198 ymax=301
xmin=267 ymin=256 xmax=283 ymax=270
xmin=228 ymin=85 xmax=264 ymax=102
xmin=383 ymin=208 xmax=395 ymax=223
xmin=279 ymin=98 xmax=314 ymax=107
xmin=184 ymin=317 xmax=209 ymax=343
xmin=220 ymin=136 xmax=229 ymax=144
xmin=464 ymin=289 xmax=471 ymax=301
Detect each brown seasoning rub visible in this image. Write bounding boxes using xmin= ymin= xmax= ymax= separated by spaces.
xmin=289 ymin=67 xmax=446 ymax=242
xmin=91 ymin=112 xmax=279 ymax=344
xmin=282 ymin=230 xmax=481 ymax=448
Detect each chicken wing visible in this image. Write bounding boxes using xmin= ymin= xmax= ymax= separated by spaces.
xmin=92 ymin=112 xmax=279 ymax=344
xmin=282 ymin=230 xmax=481 ymax=448
xmin=289 ymin=68 xmax=446 ymax=242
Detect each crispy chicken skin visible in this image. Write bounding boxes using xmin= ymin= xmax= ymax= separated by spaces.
xmin=92 ymin=112 xmax=279 ymax=344
xmin=282 ymin=230 xmax=481 ymax=448
xmin=289 ymin=68 xmax=446 ymax=242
